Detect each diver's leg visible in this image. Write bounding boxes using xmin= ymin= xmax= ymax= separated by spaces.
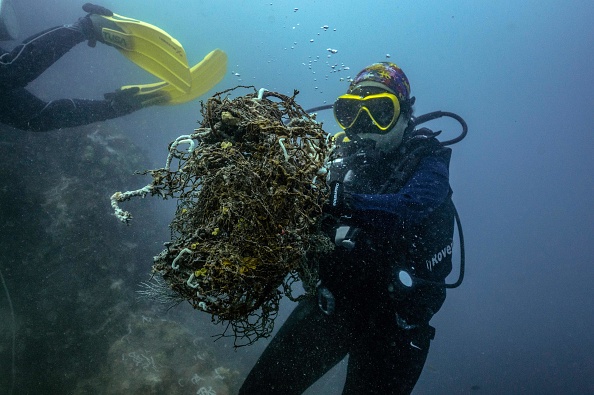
xmin=239 ymin=297 xmax=350 ymax=395
xmin=0 ymin=25 xmax=84 ymax=88
xmin=342 ymin=315 xmax=434 ymax=395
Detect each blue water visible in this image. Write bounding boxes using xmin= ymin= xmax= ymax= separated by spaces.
xmin=5 ymin=0 xmax=594 ymax=393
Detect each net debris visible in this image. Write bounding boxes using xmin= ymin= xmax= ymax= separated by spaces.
xmin=111 ymin=87 xmax=335 ymax=346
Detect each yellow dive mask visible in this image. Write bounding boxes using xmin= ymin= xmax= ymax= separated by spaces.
xmin=333 ymin=92 xmax=401 ymax=132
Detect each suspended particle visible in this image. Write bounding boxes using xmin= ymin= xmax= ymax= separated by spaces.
xmin=321 ymin=25 xmax=329 ymax=31
xmin=326 ymin=48 xmax=338 ymax=54
xmin=386 ymin=53 xmax=391 ymax=58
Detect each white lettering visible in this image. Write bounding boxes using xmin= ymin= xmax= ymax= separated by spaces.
xmin=332 ymin=187 xmax=339 ymax=206
xmin=426 ymin=242 xmax=454 ymax=272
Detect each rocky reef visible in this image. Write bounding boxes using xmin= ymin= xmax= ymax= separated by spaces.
xmin=75 ymin=312 xmax=239 ymax=394
xmin=0 ymin=123 xmax=237 ymax=394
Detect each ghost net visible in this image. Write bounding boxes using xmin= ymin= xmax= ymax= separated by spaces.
xmin=111 ymin=87 xmax=335 ymax=346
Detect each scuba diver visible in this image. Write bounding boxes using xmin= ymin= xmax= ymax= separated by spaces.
xmin=0 ymin=2 xmax=227 ymax=132
xmin=239 ymin=62 xmax=466 ymax=394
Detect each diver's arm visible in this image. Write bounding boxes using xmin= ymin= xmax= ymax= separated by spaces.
xmin=0 ymin=3 xmax=114 ymax=88
xmin=348 ymin=154 xmax=452 ymax=324
xmin=0 ymin=26 xmax=85 ymax=89
xmin=26 ymin=98 xmax=136 ymax=132
xmin=0 ymin=87 xmax=140 ymax=132
xmin=349 ymin=154 xmax=451 ymax=228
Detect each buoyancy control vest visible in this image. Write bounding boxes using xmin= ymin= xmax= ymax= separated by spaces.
xmin=319 ymin=126 xmax=461 ymax=323
xmin=307 ymin=103 xmax=467 ymax=320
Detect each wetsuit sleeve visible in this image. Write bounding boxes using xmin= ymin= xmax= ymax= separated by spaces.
xmin=349 ymin=153 xmax=451 ymax=228
xmin=0 ymin=87 xmax=132 ymax=132
xmin=0 ymin=26 xmax=136 ymax=132
xmin=0 ymin=26 xmax=84 ymax=88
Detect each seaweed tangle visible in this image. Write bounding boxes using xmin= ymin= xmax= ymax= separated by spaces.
xmin=111 ymin=87 xmax=335 ymax=346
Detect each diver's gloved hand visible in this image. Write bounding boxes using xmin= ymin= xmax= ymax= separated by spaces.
xmin=324 ymin=181 xmax=354 ymax=217
xmin=82 ymin=3 xmax=113 ymax=16
xmin=75 ymin=3 xmax=114 ymax=47
xmin=104 ymin=87 xmax=167 ymax=115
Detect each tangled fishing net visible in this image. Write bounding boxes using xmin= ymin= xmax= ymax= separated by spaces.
xmin=111 ymin=87 xmax=335 ymax=346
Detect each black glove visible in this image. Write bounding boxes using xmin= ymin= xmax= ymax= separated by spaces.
xmin=82 ymin=3 xmax=113 ymax=16
xmin=76 ymin=3 xmax=114 ymax=47
xmin=325 ymin=181 xmax=353 ymax=217
xmin=104 ymin=87 xmax=167 ymax=115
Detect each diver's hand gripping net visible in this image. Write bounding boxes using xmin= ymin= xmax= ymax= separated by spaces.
xmin=111 ymin=87 xmax=335 ymax=346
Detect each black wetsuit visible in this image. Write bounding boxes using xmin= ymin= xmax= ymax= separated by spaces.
xmin=239 ymin=132 xmax=455 ymax=395
xmin=0 ymin=25 xmax=131 ymax=132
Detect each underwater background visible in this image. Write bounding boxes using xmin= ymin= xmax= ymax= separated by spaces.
xmin=1 ymin=0 xmax=593 ymax=394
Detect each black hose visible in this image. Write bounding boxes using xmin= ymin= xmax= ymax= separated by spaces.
xmin=305 ymin=104 xmax=334 ymax=113
xmin=445 ymin=205 xmax=465 ymax=288
xmin=412 ymin=111 xmax=468 ymax=146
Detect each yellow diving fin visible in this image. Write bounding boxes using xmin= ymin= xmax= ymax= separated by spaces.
xmin=92 ymin=13 xmax=192 ymax=93
xmin=122 ymin=49 xmax=228 ymax=106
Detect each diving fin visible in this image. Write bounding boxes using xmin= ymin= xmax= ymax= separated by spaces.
xmin=91 ymin=13 xmax=191 ymax=93
xmin=122 ymin=49 xmax=228 ymax=106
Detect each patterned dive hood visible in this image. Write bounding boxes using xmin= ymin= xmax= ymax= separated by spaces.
xmin=348 ymin=62 xmax=411 ymax=104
